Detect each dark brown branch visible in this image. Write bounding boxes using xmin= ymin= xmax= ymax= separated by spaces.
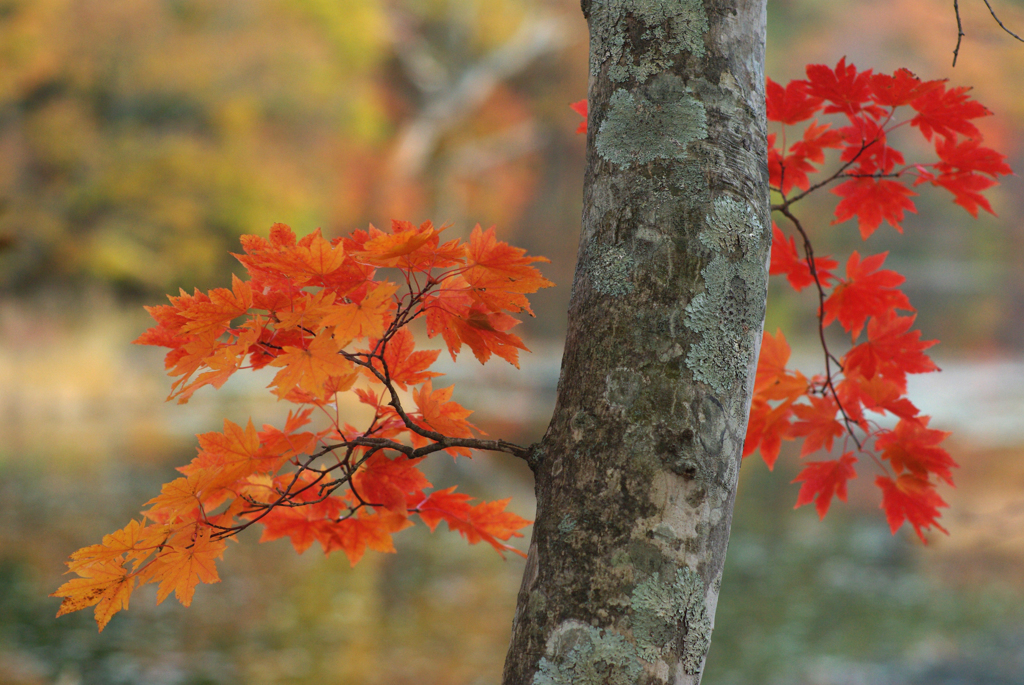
xmin=983 ymin=0 xmax=1024 ymax=43
xmin=773 ymin=205 xmax=863 ymax=451
xmin=773 ymin=138 xmax=878 ymax=211
xmin=953 ymin=0 xmax=1024 ymax=67
xmin=953 ymin=0 xmax=966 ymax=66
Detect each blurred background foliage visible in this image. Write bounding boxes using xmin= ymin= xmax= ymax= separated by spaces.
xmin=3 ymin=0 xmax=1024 ymax=683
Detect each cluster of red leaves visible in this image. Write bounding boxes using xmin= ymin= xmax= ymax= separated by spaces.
xmin=750 ymin=60 xmax=1010 ymax=542
xmin=573 ymin=60 xmax=1009 ymax=543
xmin=54 ymin=220 xmax=551 ymax=630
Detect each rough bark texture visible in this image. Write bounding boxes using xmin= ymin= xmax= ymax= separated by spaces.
xmin=502 ymin=1 xmax=768 ymax=684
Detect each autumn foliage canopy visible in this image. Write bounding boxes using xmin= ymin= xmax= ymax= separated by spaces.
xmin=57 ymin=59 xmax=1010 ymax=632
xmin=53 ymin=220 xmax=551 ymax=630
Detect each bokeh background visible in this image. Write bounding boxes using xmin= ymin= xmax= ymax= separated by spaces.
xmin=2 ymin=0 xmax=1024 ymax=683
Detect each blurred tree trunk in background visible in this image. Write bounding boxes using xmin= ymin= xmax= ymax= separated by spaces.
xmin=502 ymin=1 xmax=768 ymax=683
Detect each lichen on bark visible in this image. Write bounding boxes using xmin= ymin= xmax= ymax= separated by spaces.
xmin=592 ymin=0 xmax=709 ymax=83
xmin=596 ymin=87 xmax=708 ymax=167
xmin=631 ymin=566 xmax=710 ymax=669
xmin=533 ymin=620 xmax=643 ymax=685
xmin=683 ymin=195 xmax=769 ymax=395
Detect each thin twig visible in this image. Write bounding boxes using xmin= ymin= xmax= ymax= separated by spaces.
xmin=983 ymin=0 xmax=1024 ymax=43
xmin=953 ymin=0 xmax=966 ymax=66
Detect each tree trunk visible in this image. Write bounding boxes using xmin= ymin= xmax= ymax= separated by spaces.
xmin=503 ymin=1 xmax=768 ymax=683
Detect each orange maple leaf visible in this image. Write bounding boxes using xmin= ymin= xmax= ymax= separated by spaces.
xmin=318 ymin=281 xmax=397 ymax=341
xmin=52 ymin=559 xmax=135 ymax=632
xmin=413 ymin=381 xmax=476 ymax=442
xmin=353 ymin=452 xmax=432 ymax=512
xmin=268 ymin=329 xmax=356 ymax=400
xmin=425 ymin=289 xmax=529 ymax=367
xmin=64 ymin=520 xmax=155 ymax=573
xmin=462 ymin=225 xmax=552 ymax=315
xmin=291 ymin=229 xmax=348 ymax=283
xmin=140 ymin=526 xmax=226 ymax=606
xmin=413 ymin=488 xmax=529 ymax=558
xmin=179 ymin=274 xmax=253 ymax=337
xmin=348 ymin=220 xmax=439 ymax=267
xmin=370 ymin=327 xmax=442 ymax=390
xmin=321 ymin=509 xmax=413 ymax=566
xmin=179 ymin=418 xmax=279 ymax=490
xmin=145 ymin=473 xmax=220 ymax=522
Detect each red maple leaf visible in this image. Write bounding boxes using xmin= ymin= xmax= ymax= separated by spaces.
xmin=753 ymin=329 xmax=809 ymax=401
xmin=868 ymin=68 xmax=944 ymax=107
xmin=832 ymin=176 xmax=917 ymax=238
xmin=843 ymin=312 xmax=938 ymax=391
xmin=822 ymin=251 xmax=913 ymax=339
xmin=933 ymin=171 xmax=999 ymax=217
xmin=570 ymin=99 xmax=587 ymax=133
xmin=836 ymin=374 xmax=918 ymax=421
xmin=875 ymin=417 xmax=957 ymax=485
xmin=790 ymin=395 xmax=845 ymax=456
xmin=743 ymin=397 xmax=794 ymax=469
xmin=769 ymin=223 xmax=838 ymax=291
xmin=933 ymin=136 xmax=1012 ymax=178
xmin=910 ymin=84 xmax=990 ymax=141
xmin=789 ymin=120 xmax=845 ymax=164
xmin=793 ymin=453 xmax=858 ymax=518
xmin=839 ymin=115 xmax=905 ymax=174
xmin=876 ymin=474 xmax=949 ymax=543
xmin=766 ymin=77 xmax=822 ymax=124
xmin=802 ymin=58 xmax=884 ymax=118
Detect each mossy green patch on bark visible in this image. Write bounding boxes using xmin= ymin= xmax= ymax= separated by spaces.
xmin=595 ymin=88 xmax=707 ymax=168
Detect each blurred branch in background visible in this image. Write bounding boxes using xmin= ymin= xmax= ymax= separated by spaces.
xmin=385 ymin=9 xmax=567 ymax=178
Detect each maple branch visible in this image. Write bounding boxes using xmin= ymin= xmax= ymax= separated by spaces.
xmin=774 ymin=205 xmax=863 ymax=452
xmin=953 ymin=0 xmax=966 ymax=67
xmin=357 ymin=345 xmax=532 ymax=461
xmin=209 ymin=454 xmax=330 ymax=540
xmin=983 ymin=0 xmax=1024 ymax=45
xmin=772 ymin=138 xmax=877 ymax=212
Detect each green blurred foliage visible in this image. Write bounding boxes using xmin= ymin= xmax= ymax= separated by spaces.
xmin=0 ymin=0 xmax=587 ymax=317
xmin=0 ymin=0 xmax=393 ymax=293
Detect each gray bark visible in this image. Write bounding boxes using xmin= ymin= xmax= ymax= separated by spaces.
xmin=502 ymin=1 xmax=768 ymax=684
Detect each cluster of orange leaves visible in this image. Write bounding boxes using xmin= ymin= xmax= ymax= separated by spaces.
xmin=573 ymin=60 xmax=1011 ymax=543
xmin=53 ymin=219 xmax=552 ymax=630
